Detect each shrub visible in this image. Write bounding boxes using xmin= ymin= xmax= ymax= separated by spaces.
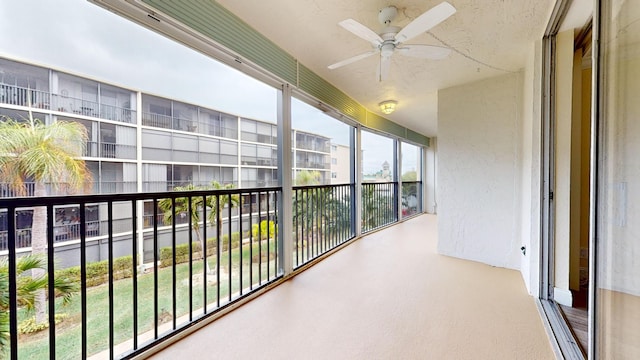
xmin=252 ymin=220 xmax=276 ymax=240
xmin=160 ymin=242 xmax=202 ymax=267
xmin=55 ymin=255 xmax=135 ymax=288
xmin=18 ymin=314 xmax=67 ymax=335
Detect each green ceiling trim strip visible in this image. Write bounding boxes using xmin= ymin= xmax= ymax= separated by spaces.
xmin=141 ymin=0 xmax=430 ymax=147
xmin=143 ymin=0 xmax=298 ymax=85
xmin=298 ymin=64 xmax=367 ymax=123
xmin=365 ymin=112 xmax=405 ymax=138
xmin=406 ymin=129 xmax=430 ymax=147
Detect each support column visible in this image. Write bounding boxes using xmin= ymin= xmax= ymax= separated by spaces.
xmin=277 ymin=84 xmax=293 ymax=276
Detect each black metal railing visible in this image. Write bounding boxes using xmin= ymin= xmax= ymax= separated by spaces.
xmin=401 ymin=181 xmax=422 ymax=218
xmin=0 ymin=186 xmax=281 ymax=359
xmin=292 ymin=184 xmax=354 ymax=268
xmin=361 ymin=182 xmax=398 ymax=233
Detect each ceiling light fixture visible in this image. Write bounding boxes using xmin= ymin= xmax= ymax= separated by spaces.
xmin=379 ymin=100 xmax=398 ymax=115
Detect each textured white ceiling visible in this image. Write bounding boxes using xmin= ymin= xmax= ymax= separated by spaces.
xmin=217 ymin=0 xmax=557 ymax=137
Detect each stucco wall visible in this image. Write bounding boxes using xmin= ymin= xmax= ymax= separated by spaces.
xmin=425 ymin=138 xmax=437 ymax=214
xmin=520 ymin=40 xmax=543 ymax=296
xmin=437 ymin=72 xmax=523 ymax=270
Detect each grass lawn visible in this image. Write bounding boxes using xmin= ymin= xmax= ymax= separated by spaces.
xmin=17 ymin=240 xmax=278 ymax=360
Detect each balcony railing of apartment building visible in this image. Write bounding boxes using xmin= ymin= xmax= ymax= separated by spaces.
xmin=401 ymin=181 xmax=422 ymax=217
xmin=293 ymin=184 xmax=354 ymax=268
xmin=361 ymin=182 xmax=399 ymax=233
xmin=0 ymin=178 xmax=423 ymax=358
xmin=1 ymin=187 xmax=282 ymax=359
xmin=0 ymin=84 xmax=50 ymax=109
xmin=0 ymin=83 xmax=136 ymax=124
xmin=84 ymin=142 xmax=137 ymax=159
xmin=2 ymin=181 xmax=138 ymax=199
xmin=142 ymin=112 xmax=205 ymax=133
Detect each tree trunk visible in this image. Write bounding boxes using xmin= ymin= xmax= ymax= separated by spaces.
xmin=194 ymin=226 xmax=211 ymax=274
xmin=31 ymin=182 xmax=48 ymax=325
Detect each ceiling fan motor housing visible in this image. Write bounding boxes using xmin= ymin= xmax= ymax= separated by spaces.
xmin=379 ymin=28 xmax=400 ymax=56
xmin=378 ymin=6 xmax=398 ymax=25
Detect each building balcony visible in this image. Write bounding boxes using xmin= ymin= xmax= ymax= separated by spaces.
xmin=142 ymin=215 xmax=555 ymax=359
xmin=0 ymin=186 xmax=552 ymax=359
xmin=0 ymin=83 xmax=136 ymax=124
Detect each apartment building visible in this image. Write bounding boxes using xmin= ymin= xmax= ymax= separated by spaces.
xmin=0 ymin=56 xmax=331 ymax=254
xmin=3 ymin=0 xmax=635 ymax=358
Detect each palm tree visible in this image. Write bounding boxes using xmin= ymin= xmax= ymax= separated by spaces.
xmin=295 ymin=170 xmax=321 ymax=186
xmin=206 ymin=181 xmax=240 ymax=258
xmin=0 ymin=115 xmax=88 ymax=325
xmin=158 ymin=181 xmax=239 ymax=274
xmin=361 ymin=183 xmax=392 ymax=232
xmin=158 ymin=184 xmax=210 ymax=271
xmin=0 ymin=255 xmax=78 ymax=358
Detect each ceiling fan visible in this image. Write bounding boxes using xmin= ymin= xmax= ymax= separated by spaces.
xmin=328 ymin=2 xmax=456 ymax=81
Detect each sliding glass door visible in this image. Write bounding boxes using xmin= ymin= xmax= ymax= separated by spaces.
xmin=593 ymin=1 xmax=640 ymax=358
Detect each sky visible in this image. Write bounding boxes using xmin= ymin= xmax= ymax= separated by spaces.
xmin=0 ymin=0 xmax=417 ymax=176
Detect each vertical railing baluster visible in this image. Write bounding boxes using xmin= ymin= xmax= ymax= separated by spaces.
xmin=46 ymin=205 xmax=56 ymax=359
xmin=228 ymin=194 xmax=232 ymax=302
xmin=258 ymin=191 xmax=262 ymax=285
xmin=266 ymin=190 xmax=270 ymax=281
xmin=188 ymin=196 xmax=193 ymax=322
xmin=202 ymin=195 xmax=207 ymax=314
xmin=130 ymin=199 xmax=138 ymax=352
xmin=8 ymin=206 xmax=17 ymax=360
xmin=108 ymin=201 xmax=114 ymax=359
xmin=314 ymin=188 xmax=318 ymax=256
xmin=274 ymin=191 xmax=278 ymax=276
xmin=294 ymin=189 xmax=298 ymax=267
xmin=171 ymin=197 xmax=177 ymax=329
xmin=153 ymin=199 xmax=159 ymax=339
xmin=80 ymin=202 xmax=87 ymax=359
xmin=216 ymin=195 xmax=221 ymax=308
xmin=308 ymin=188 xmax=313 ymax=260
xmin=239 ymin=193 xmax=243 ymax=295
xmin=322 ymin=188 xmax=326 ymax=253
xmin=249 ymin=192 xmax=253 ymax=290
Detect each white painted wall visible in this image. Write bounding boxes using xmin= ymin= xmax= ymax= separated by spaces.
xmin=520 ymin=40 xmax=543 ymax=296
xmin=437 ymin=72 xmax=523 ymax=270
xmin=425 ymin=137 xmax=437 ymax=214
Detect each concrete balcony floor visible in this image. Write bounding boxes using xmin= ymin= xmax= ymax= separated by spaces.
xmin=149 ymin=214 xmax=553 ymax=359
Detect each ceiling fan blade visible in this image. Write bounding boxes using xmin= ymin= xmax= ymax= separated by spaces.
xmin=378 ymin=55 xmax=391 ymax=82
xmin=339 ymin=19 xmax=384 ymax=45
xmin=395 ymin=2 xmax=456 ymax=44
xmin=395 ymin=44 xmax=451 ymax=59
xmin=328 ymin=49 xmax=379 ymax=69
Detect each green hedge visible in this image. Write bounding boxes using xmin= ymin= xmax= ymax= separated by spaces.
xmin=56 ymin=255 xmax=135 ymax=288
xmin=159 ymin=232 xmax=246 ymax=268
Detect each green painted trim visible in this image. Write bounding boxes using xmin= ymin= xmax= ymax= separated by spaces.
xmin=143 ymin=0 xmax=297 ymax=84
xmin=298 ymin=64 xmax=367 ymax=123
xmin=406 ymin=129 xmax=430 ymax=147
xmin=365 ymin=112 xmax=405 ymax=138
xmin=141 ymin=0 xmax=430 ymax=147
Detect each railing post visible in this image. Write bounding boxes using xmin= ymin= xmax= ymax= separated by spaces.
xmin=396 ymin=140 xmax=402 ymax=222
xmin=277 ymin=84 xmax=293 ymax=276
xmin=353 ymin=126 xmax=362 ymax=237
